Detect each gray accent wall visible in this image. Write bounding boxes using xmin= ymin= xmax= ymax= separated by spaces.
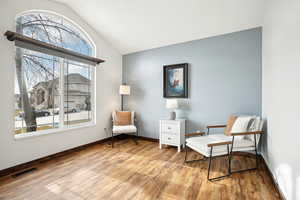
xmin=123 ymin=28 xmax=262 ymax=139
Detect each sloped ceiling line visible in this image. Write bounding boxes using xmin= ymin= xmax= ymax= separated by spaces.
xmin=55 ymin=0 xmax=265 ymax=54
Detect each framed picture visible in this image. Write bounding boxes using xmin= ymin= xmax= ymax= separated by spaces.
xmin=163 ymin=63 xmax=188 ymax=98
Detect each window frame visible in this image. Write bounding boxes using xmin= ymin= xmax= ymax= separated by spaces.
xmin=14 ymin=10 xmax=97 ymax=140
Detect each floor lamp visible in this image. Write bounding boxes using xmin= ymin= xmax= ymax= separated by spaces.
xmin=119 ymin=84 xmax=130 ymax=111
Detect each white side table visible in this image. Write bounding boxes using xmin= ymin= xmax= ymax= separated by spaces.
xmin=159 ymin=119 xmax=186 ymax=152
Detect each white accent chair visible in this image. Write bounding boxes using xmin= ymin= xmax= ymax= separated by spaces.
xmin=105 ymin=111 xmax=138 ymax=148
xmin=185 ymin=116 xmax=264 ymax=181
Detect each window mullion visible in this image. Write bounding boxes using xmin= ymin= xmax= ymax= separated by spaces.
xmin=59 ymin=57 xmax=65 ymax=128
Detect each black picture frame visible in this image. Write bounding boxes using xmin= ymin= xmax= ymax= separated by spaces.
xmin=163 ymin=63 xmax=188 ymax=98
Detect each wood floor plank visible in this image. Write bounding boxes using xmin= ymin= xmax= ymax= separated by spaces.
xmin=0 ymin=139 xmax=281 ymax=200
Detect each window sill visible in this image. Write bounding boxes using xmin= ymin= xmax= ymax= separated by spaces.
xmin=14 ymin=122 xmax=96 ymax=140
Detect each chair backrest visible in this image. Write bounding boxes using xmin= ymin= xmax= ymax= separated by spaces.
xmin=112 ymin=111 xmax=135 ymax=125
xmin=227 ymin=115 xmax=264 ymax=145
xmin=226 ymin=115 xmax=255 ymax=138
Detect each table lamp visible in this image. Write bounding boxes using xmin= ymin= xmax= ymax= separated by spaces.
xmin=166 ymin=99 xmax=178 ymax=120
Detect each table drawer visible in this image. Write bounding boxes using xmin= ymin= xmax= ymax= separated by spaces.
xmin=161 ymin=133 xmax=178 ymax=144
xmin=161 ymin=122 xmax=180 ymax=134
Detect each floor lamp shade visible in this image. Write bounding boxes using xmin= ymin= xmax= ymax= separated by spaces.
xmin=120 ymin=85 xmax=131 ymax=95
xmin=120 ymin=85 xmax=130 ymax=111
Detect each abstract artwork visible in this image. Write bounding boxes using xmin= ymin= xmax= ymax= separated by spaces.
xmin=163 ymin=63 xmax=188 ymax=98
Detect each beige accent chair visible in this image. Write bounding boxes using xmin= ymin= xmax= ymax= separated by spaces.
xmin=105 ymin=111 xmax=138 ymax=148
xmin=185 ymin=116 xmax=264 ymax=181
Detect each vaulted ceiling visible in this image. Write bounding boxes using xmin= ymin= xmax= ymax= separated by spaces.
xmin=55 ymin=0 xmax=265 ymax=54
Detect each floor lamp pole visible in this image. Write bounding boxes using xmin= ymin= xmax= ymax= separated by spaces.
xmin=121 ymin=94 xmax=124 ymax=111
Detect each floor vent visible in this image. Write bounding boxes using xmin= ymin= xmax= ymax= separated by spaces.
xmin=12 ymin=167 xmax=37 ymax=178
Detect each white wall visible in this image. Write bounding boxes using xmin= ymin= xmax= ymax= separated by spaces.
xmin=0 ymin=0 xmax=122 ymax=170
xmin=262 ymin=0 xmax=300 ymax=199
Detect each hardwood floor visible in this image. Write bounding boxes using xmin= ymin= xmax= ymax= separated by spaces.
xmin=0 ymin=138 xmax=281 ymax=200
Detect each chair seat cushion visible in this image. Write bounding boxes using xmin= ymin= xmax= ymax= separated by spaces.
xmin=186 ymin=135 xmax=231 ymax=156
xmin=186 ymin=134 xmax=255 ymax=157
xmin=113 ymin=125 xmax=137 ymax=134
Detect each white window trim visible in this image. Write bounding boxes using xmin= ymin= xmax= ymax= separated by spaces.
xmin=14 ymin=57 xmax=96 ymax=140
xmin=14 ymin=122 xmax=96 ymax=140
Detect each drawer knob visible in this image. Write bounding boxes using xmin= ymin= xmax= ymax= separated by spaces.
xmin=168 ymin=127 xmax=171 ymax=130
xmin=168 ymin=137 xmax=171 ymax=140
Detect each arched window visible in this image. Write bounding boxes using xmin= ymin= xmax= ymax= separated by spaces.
xmin=14 ymin=11 xmax=95 ymax=136
xmin=16 ymin=12 xmax=94 ymax=56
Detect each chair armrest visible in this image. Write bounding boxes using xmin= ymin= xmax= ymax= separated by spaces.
xmin=186 ymin=132 xmax=205 ymax=137
xmin=207 ymin=141 xmax=232 ymax=147
xmin=231 ymin=131 xmax=264 ymax=136
xmin=207 ymin=125 xmax=227 ymax=129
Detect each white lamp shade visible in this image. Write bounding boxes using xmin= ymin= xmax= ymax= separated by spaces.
xmin=119 ymin=85 xmax=131 ymax=95
xmin=166 ymin=99 xmax=178 ymax=109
